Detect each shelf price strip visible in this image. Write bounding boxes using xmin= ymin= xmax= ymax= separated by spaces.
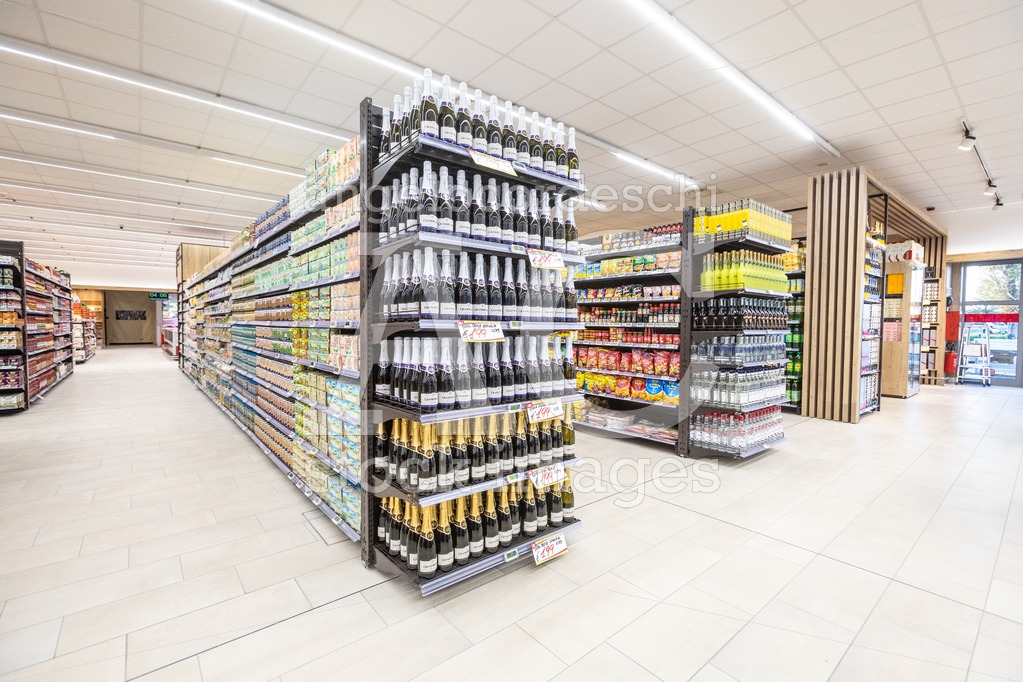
xmin=526 ymin=248 xmax=565 ymax=270
xmin=531 ymin=533 xmax=568 ymax=565
xmin=467 ymin=150 xmax=517 ymax=176
xmin=526 ymin=397 xmax=564 ymax=423
xmin=457 ymin=320 xmax=504 ymax=342
xmin=526 ymin=461 xmax=566 ymax=488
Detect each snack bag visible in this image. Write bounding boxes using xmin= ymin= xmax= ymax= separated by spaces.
xmin=653 ymin=351 xmax=670 ymax=377
xmin=669 ymin=352 xmax=681 ymax=378
xmin=646 ymin=379 xmax=664 ymax=402
xmin=632 ymin=349 xmax=644 ymax=373
xmin=631 ymin=377 xmax=648 ymax=400
xmin=663 ymin=380 xmax=680 ymax=405
xmin=615 ymin=376 xmax=630 ymax=397
xmin=641 ymin=351 xmax=655 ymax=375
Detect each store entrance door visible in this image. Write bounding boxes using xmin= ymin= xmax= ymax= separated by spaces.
xmin=961 ymin=260 xmax=1022 ymax=387
xmin=105 ymin=290 xmax=158 ymax=345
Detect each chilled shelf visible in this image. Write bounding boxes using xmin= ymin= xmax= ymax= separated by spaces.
xmin=692 ymin=397 xmax=787 ymax=414
xmin=695 ymin=288 xmax=789 ymax=299
xmin=581 ymin=321 xmax=679 ymax=329
xmin=691 ymin=329 xmax=787 ymax=339
xmin=693 ymin=233 xmax=791 ymax=255
xmin=577 ymin=297 xmax=676 ymax=305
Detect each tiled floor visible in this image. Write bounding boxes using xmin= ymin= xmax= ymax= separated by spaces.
xmin=1 ymin=347 xmax=1021 ymax=681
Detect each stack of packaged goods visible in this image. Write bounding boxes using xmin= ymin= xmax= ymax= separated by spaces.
xmin=693 ymin=200 xmax=793 ymax=247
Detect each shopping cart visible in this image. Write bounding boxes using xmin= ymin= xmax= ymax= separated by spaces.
xmin=956 ymin=323 xmax=992 ymax=387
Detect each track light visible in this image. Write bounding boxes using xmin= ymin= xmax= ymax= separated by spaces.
xmin=993 ymin=196 xmax=1003 ymax=210
xmin=983 ymin=181 xmax=997 ymax=196
xmin=958 ymin=134 xmax=976 ymax=151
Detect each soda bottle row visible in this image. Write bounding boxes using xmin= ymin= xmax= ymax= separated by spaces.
xmin=699 ymin=250 xmax=787 ymax=293
xmin=689 ymin=406 xmax=784 ymax=452
xmin=690 ymin=336 xmax=787 ymax=365
xmin=690 ymin=368 xmax=785 ymax=409
xmin=693 ymin=297 xmax=788 ymax=331
xmin=579 ymin=302 xmax=682 ymax=325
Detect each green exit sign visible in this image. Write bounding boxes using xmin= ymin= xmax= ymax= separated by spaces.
xmin=149 ymin=292 xmax=169 ymax=300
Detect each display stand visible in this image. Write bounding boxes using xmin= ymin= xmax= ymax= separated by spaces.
xmin=920 ymin=275 xmax=942 ymax=380
xmin=880 ymin=257 xmax=922 ymax=398
xmin=0 ymin=241 xmax=28 ymax=412
xmin=859 ymin=224 xmax=886 ymax=414
xmin=21 ymin=251 xmax=74 ymax=404
xmin=783 ymin=240 xmax=804 ymax=411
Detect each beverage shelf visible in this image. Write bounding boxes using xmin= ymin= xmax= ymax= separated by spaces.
xmin=290 ymin=218 xmax=361 ymax=256
xmin=370 ymin=458 xmax=581 ymax=506
xmin=583 ymin=242 xmax=683 ymax=261
xmin=232 ymin=283 xmax=292 ymax=301
xmin=692 ymin=397 xmax=786 ymax=414
xmin=233 ymin=367 xmax=293 ymax=401
xmin=575 ymin=420 xmax=677 ymax=446
xmin=577 ymin=297 xmax=678 ymax=306
xmin=235 ymin=319 xmax=359 ymax=329
xmin=575 ymin=270 xmax=681 ymax=285
xmin=695 ymin=288 xmax=789 ymax=300
xmin=252 ymin=175 xmax=360 ymax=250
xmin=292 ymin=394 xmax=360 ymax=427
xmin=372 ymin=318 xmax=583 ymax=338
xmin=371 ymin=393 xmax=584 ymax=424
xmin=690 ymin=358 xmax=786 ymax=370
xmin=230 ymin=344 xmax=360 ymax=380
xmin=786 ymin=270 xmax=805 ymax=278
xmin=688 ymin=436 xmax=785 ymax=459
xmin=371 ymin=230 xmax=584 ymax=266
xmin=691 ymin=329 xmax=787 ymax=340
xmin=232 ymin=243 xmax=291 ymax=276
xmin=693 ymin=233 xmax=792 ymax=255
xmin=375 ymin=519 xmax=580 ymax=597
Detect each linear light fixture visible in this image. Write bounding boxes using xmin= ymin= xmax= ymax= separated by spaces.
xmin=619 ymin=0 xmax=839 ymax=157
xmin=0 ymin=203 xmax=240 ymax=232
xmin=0 ymin=39 xmax=349 ymax=141
xmin=211 ymin=157 xmax=305 ymax=178
xmin=0 ymin=113 xmax=120 ymax=140
xmin=0 ymin=182 xmax=255 ymax=220
xmin=0 ymin=153 xmax=277 ymax=203
xmin=613 ymin=150 xmax=695 ymax=185
xmin=0 ymin=218 xmax=231 ymax=246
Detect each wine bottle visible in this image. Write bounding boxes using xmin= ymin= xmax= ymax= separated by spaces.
xmin=499 ymin=412 xmax=514 ymax=476
xmin=513 ymin=411 xmax=528 ymax=472
xmin=435 ymin=419 xmax=454 ymax=492
xmin=439 ymin=75 xmax=456 ymax=144
xmin=453 ymin=496 xmax=470 ymax=565
xmin=548 ymin=482 xmax=564 ymax=527
xmin=525 ymin=335 xmax=541 ymax=401
xmin=396 ymin=251 xmax=412 ymax=319
xmin=564 ymin=336 xmax=577 ymax=391
xmin=454 ymin=170 xmax=470 ymax=238
xmin=551 ymin=416 xmax=565 ymax=461
xmin=487 ymin=95 xmax=502 ymax=158
xmin=419 ymin=423 xmax=438 ymax=493
xmin=552 ymin=194 xmax=566 ymax=253
xmin=516 ymin=107 xmax=530 ymax=165
xmin=456 ymin=252 xmax=473 ymax=320
xmin=456 ymin=82 xmax=472 ymax=148
xmin=468 ymin=492 xmax=484 ymax=558
xmin=487 ymin=255 xmax=502 ymax=322
xmin=436 ymin=501 xmax=454 ymax=572
xmin=483 ymin=489 xmax=500 ymax=553
xmin=471 ymin=89 xmax=487 ymax=154
xmin=399 ymin=498 xmax=412 ymax=561
xmin=438 ymin=338 xmax=455 ymax=411
xmin=513 ymin=335 xmax=528 ymax=403
xmin=408 ymin=337 xmax=423 ymax=407
xmin=420 ymin=69 xmax=438 ymax=138
xmin=406 ymin=421 xmax=422 ymax=492
xmin=374 ymin=421 xmax=389 ymax=477
xmin=470 ymin=343 xmax=488 ymax=408
xmin=418 ymin=505 xmax=438 ymax=579
xmin=410 ymin=78 xmax=422 ymax=137
xmin=388 ymin=179 xmax=401 ymax=241
xmin=502 ymin=101 xmax=517 ymax=162
xmin=469 ymin=416 xmax=486 ymax=483
xmin=389 ymin=499 xmax=403 ymax=556
xmin=551 ymin=336 xmax=565 ymax=396
xmin=540 ymin=271 xmax=554 ymax=323
xmin=513 ymin=185 xmax=529 ymax=247
xmin=420 ymin=245 xmax=439 ymax=319
xmin=562 ymin=470 xmax=575 ymax=522
xmin=401 ymin=86 xmax=412 ymax=141
xmin=379 ymin=184 xmax=392 ymax=244
xmin=388 ymin=418 xmax=403 ymax=481
xmin=540 ymin=191 xmax=553 ymax=251
xmin=538 ymin=417 xmax=553 ymax=465
xmin=527 ymin=189 xmax=541 ymax=248
xmin=564 ymin=268 xmax=578 ymax=319
xmin=543 ymin=117 xmax=556 ymax=175
xmin=535 ymin=482 xmax=549 ymax=532
xmin=522 ymin=482 xmax=538 ymax=537
xmin=390 ymin=337 xmax=405 ymax=403
xmin=555 ymin=122 xmax=568 ymax=178
xmin=497 ymin=486 xmax=513 ymax=547
xmin=392 ymin=94 xmax=403 ymax=148
xmin=439 ymin=249 xmax=455 ymax=320
xmin=538 ymin=336 xmax=553 ymax=398
xmin=562 ymin=410 xmax=576 ymax=459
xmin=454 ymin=339 xmax=472 ymax=410
xmin=485 ymin=179 xmax=501 ymax=243
xmin=567 ymin=126 xmax=580 ymax=181
xmin=437 ymin=168 xmax=454 ymax=235
xmin=452 ymin=417 xmax=470 ymax=487
xmin=410 ymin=250 xmax=424 ymax=319
xmin=470 ymin=174 xmax=486 ymax=241
xmin=377 ymin=497 xmax=388 ymax=543
xmin=526 ymin=418 xmax=541 ymax=469
xmin=375 ymin=339 xmax=391 ymax=399
xmin=419 ymin=161 xmax=437 ymax=232
xmin=500 ymin=339 xmax=515 ymax=404
xmin=509 ymin=483 xmax=522 ymax=536
xmin=420 ymin=338 xmax=439 ymax=415
xmin=484 ymin=414 xmax=501 ymax=479
xmin=529 ymin=268 xmax=543 ymax=323
xmin=397 ymin=173 xmax=409 ymax=236
xmin=381 ymin=253 xmax=395 ymax=319
xmin=552 ymin=270 xmax=567 ymax=323
xmin=515 ymin=259 xmax=530 ymax=322
xmin=502 ymin=256 xmax=517 ymax=322
xmin=406 ymin=503 xmax=420 ymax=571
xmin=406 ymin=167 xmax=420 ymax=233
xmin=485 ymin=341 xmax=502 ymax=406
xmin=529 ymin=112 xmax=543 ymax=170
xmin=500 ymin=183 xmax=514 ymax=245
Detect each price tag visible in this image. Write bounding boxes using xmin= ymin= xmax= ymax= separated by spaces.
xmin=332 ymin=514 xmax=342 ymax=524
xmin=527 ymin=249 xmax=565 ymax=270
xmin=528 ymin=462 xmax=566 ymax=488
xmin=287 ymin=472 xmax=295 ymax=480
xmin=531 ymin=533 xmax=568 ymax=565
xmin=457 ymin=320 xmax=505 ymax=342
xmin=526 ymin=397 xmax=564 ymax=423
xmin=503 ymin=548 xmax=520 ymax=563
xmin=313 ymin=496 xmax=322 ymax=506
xmin=509 ymin=245 xmax=527 ymax=255
xmin=468 ymin=150 xmax=517 ymax=176
xmin=506 ymin=472 xmax=525 ymax=483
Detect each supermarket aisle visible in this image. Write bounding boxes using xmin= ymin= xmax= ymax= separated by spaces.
xmin=0 ymin=347 xmax=1022 ymax=681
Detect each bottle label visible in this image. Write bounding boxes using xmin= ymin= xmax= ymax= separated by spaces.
xmin=487 ymin=386 xmax=501 ymax=401
xmin=400 ymin=543 xmax=408 ymax=560
xmin=454 ymin=467 xmax=469 ymax=484
xmin=502 ymin=385 xmax=515 ymax=401
xmin=528 ymin=452 xmax=540 ymax=467
xmin=421 ymin=120 xmax=439 ymax=137
xmin=455 ymin=388 xmax=471 ymax=404
xmin=390 ymin=538 xmax=401 ymax=553
xmin=421 ymin=300 xmax=440 ymax=316
xmin=441 ymin=126 xmax=456 ymax=142
xmin=469 ymin=538 xmax=484 ymax=554
xmin=377 ymin=526 xmax=386 ymax=541
xmin=437 ymin=217 xmax=453 ymax=233
xmin=419 ymin=475 xmax=437 ymax=492
xmin=540 ymin=379 xmax=552 ymax=395
xmin=408 ymin=469 xmax=419 ymax=487
xmin=471 ymin=224 xmax=487 ymax=240
xmin=557 ymin=163 xmax=568 ymax=177
xmin=438 ymin=471 xmax=454 ymax=487
xmin=375 ymin=455 xmax=388 ymax=471
xmin=564 ymin=443 xmax=576 ymax=457
xmin=528 ymin=234 xmax=541 ymax=248
xmin=488 ymin=142 xmax=502 ymax=157
xmin=564 ymin=507 xmax=575 ymax=521
xmin=456 ymin=303 xmax=472 ymax=318
xmin=472 ymin=387 xmax=488 ymax=404
xmin=536 ymin=517 xmax=548 ymax=531
xmin=410 ymin=388 xmax=420 ymax=404
xmin=438 ymin=551 xmax=454 ymax=568
xmin=375 ymin=382 xmax=389 ymax=396
xmin=473 ymin=138 xmax=487 ymax=153
xmin=484 ymin=534 xmax=498 ymax=550
xmin=540 ymin=450 xmax=552 ymax=465
xmin=517 ymin=151 xmax=530 ymax=165
xmin=504 ymin=146 xmax=517 ymax=161
xmin=439 ymin=389 xmax=455 ymax=406
xmin=457 ymin=131 xmax=472 ymax=147
xmin=388 ymin=462 xmax=397 ymax=478
xmin=420 ymin=213 xmax=438 ymax=230
xmin=471 ymin=465 xmax=485 ymax=479
xmin=530 ymin=305 xmax=542 ymax=320
xmin=523 ymin=518 xmax=537 ymax=533
xmin=569 ymin=169 xmax=581 ymax=181
xmin=552 ymin=445 xmax=564 ymax=460
xmin=407 ymin=217 xmax=418 ymax=230
xmin=421 ymin=391 xmax=438 ymax=408
xmin=498 ymin=529 xmax=512 ymax=543
xmin=454 ymin=544 xmax=470 ymax=560
xmin=544 ymin=160 xmax=557 ymax=174
xmin=514 ymin=454 xmax=527 ymax=469
xmin=488 ymin=304 xmax=503 ymax=320
xmin=455 ymin=220 xmax=471 ymax=236
xmin=485 ymin=460 xmax=500 ymax=476
xmin=408 ymin=550 xmax=418 ymax=568
xmin=502 ymin=227 xmax=515 ymax=243
xmin=487 ymin=224 xmax=502 ymax=242
xmin=418 ymin=557 xmax=437 ymax=573
xmin=531 ymin=154 xmax=543 ymax=168
xmin=550 ymin=509 xmax=563 ymax=524
xmin=473 ymin=303 xmax=489 ymax=319
xmin=554 ymin=238 xmax=566 ymax=252
xmin=440 ymin=302 xmax=456 ymax=317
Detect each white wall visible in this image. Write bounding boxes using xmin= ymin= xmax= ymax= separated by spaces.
xmin=938 ymin=203 xmax=1023 ymax=255
xmin=41 ymin=260 xmax=177 ymax=291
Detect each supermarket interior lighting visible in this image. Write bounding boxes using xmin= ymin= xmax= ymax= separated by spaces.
xmin=0 ymin=113 xmax=120 ymax=140
xmin=958 ymin=122 xmax=977 ymax=151
xmin=0 ymin=183 xmax=255 ymax=220
xmin=0 ymin=203 xmax=241 ymax=232
xmin=211 ymin=157 xmax=305 ymax=178
xmin=613 ymin=150 xmax=694 ymax=185
xmin=984 ymin=181 xmax=997 ymax=196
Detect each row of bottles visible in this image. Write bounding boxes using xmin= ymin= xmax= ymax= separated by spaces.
xmin=694 ymin=200 xmax=793 ymax=246
xmin=691 ymin=368 xmax=786 ymax=408
xmin=690 ymin=336 xmax=787 ymax=365
xmin=380 ymin=248 xmax=579 ymax=323
xmin=579 ymin=302 xmax=682 ymax=325
xmin=693 ymin=298 xmax=788 ymax=331
xmin=372 ymin=413 xmax=577 ymax=493
xmin=375 ymin=335 xmax=578 ymax=411
xmin=381 ymin=68 xmax=580 ymax=183
xmin=689 ymin=406 xmax=784 ymax=452
xmin=377 ymin=478 xmax=576 ymax=579
xmin=698 ymin=251 xmax=788 ymax=293
xmin=380 ymin=165 xmax=580 ymax=254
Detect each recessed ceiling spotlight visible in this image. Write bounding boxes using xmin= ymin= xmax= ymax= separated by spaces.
xmin=926 ymin=206 xmax=935 ymax=212
xmin=983 ymin=181 xmax=997 ymax=196
xmin=816 ymin=162 xmax=829 ymax=167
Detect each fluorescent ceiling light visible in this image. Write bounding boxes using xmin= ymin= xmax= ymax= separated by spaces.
xmin=0 ymin=42 xmax=348 ymax=141
xmin=958 ymin=134 xmax=977 ymax=152
xmin=983 ymin=181 xmax=996 ymax=196
xmin=0 ymin=204 xmax=239 ymax=232
xmin=211 ymin=157 xmax=304 ymax=178
xmin=0 ymin=182 xmax=254 ymax=220
xmin=0 ymin=113 xmax=119 ymax=140
xmin=0 ymin=154 xmax=276 ymax=203
xmin=0 ymin=218 xmax=231 ymax=246
xmin=619 ymin=0 xmax=838 ymax=156
xmin=613 ymin=150 xmax=695 ymax=186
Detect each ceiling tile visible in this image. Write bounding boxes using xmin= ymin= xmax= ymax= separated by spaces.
xmin=845 ymin=39 xmax=943 ymax=90
xmin=713 ymin=144 xmax=774 ymax=168
xmin=945 ymin=43 xmax=1023 ymax=87
xmin=342 ymin=0 xmax=443 ymax=60
xmin=822 ymin=4 xmax=927 ymax=64
xmin=600 ymin=78 xmax=677 ymax=118
xmin=472 ymin=58 xmax=552 ymax=104
xmin=689 ymin=131 xmax=753 ymax=157
xmin=844 ymin=139 xmax=909 ymax=163
xmin=272 ymin=0 xmax=361 ymax=30
xmin=228 ymin=42 xmax=313 ymax=89
xmin=683 ymin=79 xmax=751 ymax=114
xmin=633 ymin=97 xmax=704 ymax=132
xmin=284 ymin=93 xmax=354 ymax=129
xmin=794 ymin=0 xmax=915 ymax=40
xmin=512 ymin=21 xmax=602 ymax=78
xmin=524 ymin=0 xmax=580 ymax=17
xmin=562 ymin=100 xmax=629 ymax=133
xmin=862 ymin=66 xmax=952 ymax=109
xmin=38 ymin=14 xmax=140 ymax=70
xmin=411 ymin=28 xmax=502 ymax=84
xmin=876 ymin=90 xmax=960 ymax=124
xmin=931 ymin=3 xmax=1022 ymax=62
xmin=625 ymin=133 xmax=683 ymax=161
xmin=555 ymin=0 xmax=647 ymax=47
xmin=609 ymin=25 xmax=686 ymax=73
xmin=794 ymin=92 xmax=872 ymax=127
xmin=887 ymin=109 xmax=963 ymax=139
xmin=666 ymin=115 xmax=730 ymax=145
xmin=65 ymin=102 xmax=139 ymax=133
xmin=520 ymin=81 xmax=591 ymax=122
xmin=140 ymin=43 xmax=227 ymax=94
xmin=958 ymin=71 xmax=1023 ymax=106
xmin=751 ymin=45 xmax=837 ymax=93
xmin=447 ymin=0 xmax=549 ymax=54
xmin=0 ymin=1 xmax=45 ymax=42
xmin=562 ymin=51 xmax=644 ymax=100
xmin=674 ymin=0 xmax=788 ymax=45
xmin=711 ymin=9 xmax=814 ymax=66
xmin=595 ymin=117 xmax=659 ymax=147
xmin=775 ymin=71 xmax=858 ymax=112
xmin=651 ymin=56 xmax=720 ymax=98
xmin=218 ymin=70 xmax=298 ymax=113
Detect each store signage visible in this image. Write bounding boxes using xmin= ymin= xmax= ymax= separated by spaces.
xmin=149 ymin=292 xmax=169 ymax=300
xmin=527 ymin=249 xmax=565 ymax=269
xmin=531 ymin=533 xmax=568 ymax=565
xmin=457 ymin=320 xmax=504 ymax=342
xmin=527 ymin=462 xmax=566 ymax=488
xmin=468 ymin=150 xmax=517 ymax=176
xmin=526 ymin=397 xmax=564 ymax=423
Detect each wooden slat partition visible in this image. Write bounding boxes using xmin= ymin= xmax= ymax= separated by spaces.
xmin=804 ymin=168 xmax=868 ymax=423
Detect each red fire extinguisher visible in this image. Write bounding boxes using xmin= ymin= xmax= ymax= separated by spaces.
xmin=945 ymin=351 xmax=957 ymax=375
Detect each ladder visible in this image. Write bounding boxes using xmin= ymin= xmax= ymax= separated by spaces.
xmin=957 ymin=323 xmax=992 ymax=386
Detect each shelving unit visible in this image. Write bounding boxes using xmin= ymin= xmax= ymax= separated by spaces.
xmin=881 ymin=254 xmax=924 ymax=398
xmin=859 ymin=228 xmax=886 ymax=414
xmin=783 ymin=240 xmax=805 ymax=411
xmin=0 ymin=243 xmax=27 ymax=412
xmin=73 ymin=298 xmax=98 ymax=364
xmin=920 ymin=275 xmax=943 ymax=381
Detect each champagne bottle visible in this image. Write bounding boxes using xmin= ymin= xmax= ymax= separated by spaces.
xmin=562 ymin=410 xmax=576 ymax=459
xmin=540 ymin=271 xmax=554 ymax=323
xmin=435 ymin=419 xmax=454 ymax=492
xmin=500 ymin=339 xmax=515 ymax=404
xmin=548 ymin=482 xmax=564 ymax=527
xmin=456 ymin=82 xmax=472 ymax=148
xmin=389 ymin=499 xmax=403 ymax=556
xmin=538 ymin=335 xmax=553 ymax=398
xmin=406 ymin=167 xmax=420 ymax=233
xmin=487 ymin=95 xmax=502 ymax=158
xmin=483 ymin=489 xmax=500 ymax=553
xmin=485 ymin=179 xmax=501 ymax=243
xmin=513 ymin=185 xmax=529 ymax=247
xmin=397 ymin=251 xmax=414 ymax=319
xmin=375 ymin=339 xmax=390 ymax=399
xmin=542 ymin=117 xmax=556 ymax=175
xmin=439 ymin=249 xmax=455 ymax=319
xmin=452 ymin=417 xmax=470 ymax=487
xmin=487 ymin=255 xmax=502 ymax=321
xmin=566 ymin=196 xmax=579 ymax=254
xmin=438 ymin=337 xmax=455 ymax=411
xmin=436 ymin=501 xmax=454 ymax=572
xmin=513 ymin=411 xmax=528 ymax=472
xmin=408 ymin=337 xmax=422 ymax=407
xmin=388 ymin=179 xmax=401 ymax=240
xmin=485 ymin=341 xmax=502 ymax=406
xmin=552 ymin=194 xmax=566 ymax=253
xmin=472 ymin=253 xmax=488 ymax=320
xmin=513 ymin=335 xmax=528 ymax=402
xmin=390 ymin=337 xmax=405 ymax=403
xmin=555 ymin=122 xmax=568 ymax=178
xmin=551 ymin=416 xmax=565 ymax=461
xmin=509 ymin=483 xmax=522 ymax=536
xmin=399 ymin=499 xmax=412 ymax=561
xmin=397 ymin=173 xmax=409 ymax=236
xmin=499 ymin=412 xmax=514 ymax=476
xmin=538 ymin=417 xmax=553 ymax=465
xmin=562 ymin=470 xmax=575 ymax=522
xmin=401 ymin=86 xmax=412 ymax=142
xmin=515 ymin=107 xmax=530 ymax=165
xmin=419 ymin=423 xmax=438 ymax=493
xmin=439 ymin=75 xmax=456 ymax=144
xmin=379 ymin=184 xmax=392 ymax=243
xmin=502 ymin=101 xmax=517 ymax=162
xmin=502 ymin=256 xmax=517 ymax=321
xmin=564 ymin=269 xmax=578 ymax=319
xmin=437 ymin=168 xmax=454 ymax=235
xmin=420 ymin=338 xmax=439 ymax=415
xmin=529 ymin=111 xmax=543 ymax=170
xmin=526 ymin=419 xmax=541 ymax=469
xmin=535 ymin=482 xmax=549 ymax=532
xmin=552 ymin=270 xmax=567 ymax=323
xmin=470 ymin=343 xmax=488 ymax=407
xmin=420 ymin=69 xmax=438 ymax=138
xmin=471 ymin=89 xmax=487 ymax=153
xmin=407 ymin=421 xmax=422 ymax=492
xmin=377 ymin=497 xmax=388 ymax=543
xmin=419 ymin=161 xmax=437 ymax=232
xmin=540 ymin=190 xmax=553 ymax=251
xmin=500 ymin=182 xmax=514 ymax=245
xmin=469 ymin=416 xmax=486 ymax=483
xmin=381 ymin=254 xmax=395 ymax=318
xmin=470 ymin=174 xmax=486 ymax=241
xmin=454 ymin=170 xmax=470 ymax=237
xmin=454 ymin=339 xmax=472 ymax=409
xmin=420 ymin=245 xmax=439 ymax=319
xmin=484 ymin=413 xmax=501 ymax=478
xmin=529 ymin=269 xmax=543 ymax=325
xmin=374 ymin=422 xmax=389 ymax=477
xmin=527 ymin=189 xmax=541 ymax=248
xmin=564 ymin=336 xmax=577 ymax=389
xmin=418 ymin=504 xmax=438 ymax=579
xmin=456 ymin=252 xmax=473 ymax=320
xmin=391 ymin=94 xmax=403 ymax=148
xmin=468 ymin=492 xmax=484 ymax=558
xmin=522 ymin=482 xmax=538 ymax=537
xmin=515 ymin=260 xmax=530 ymax=323
xmin=525 ymin=335 xmax=541 ymax=401
xmin=497 ymin=486 xmax=513 ymax=547
xmin=406 ymin=503 xmax=420 ymax=571
xmin=410 ymin=78 xmax=422 ymax=137
xmin=567 ymin=126 xmax=580 ymax=181
xmin=387 ymin=419 xmax=403 ymax=480
xmin=453 ymin=495 xmax=470 ymax=565
xmin=551 ymin=336 xmax=566 ymax=396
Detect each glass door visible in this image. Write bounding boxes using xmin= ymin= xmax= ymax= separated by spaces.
xmin=961 ymin=260 xmax=1022 ymax=386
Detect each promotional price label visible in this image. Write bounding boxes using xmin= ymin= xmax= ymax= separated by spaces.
xmin=527 ymin=462 xmax=566 ymax=488
xmin=527 ymin=248 xmax=565 ymax=270
xmin=457 ymin=320 xmax=505 ymax=342
xmin=531 ymin=533 xmax=568 ymax=565
xmin=468 ymin=150 xmax=517 ymax=176
xmin=526 ymin=397 xmax=564 ymax=423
